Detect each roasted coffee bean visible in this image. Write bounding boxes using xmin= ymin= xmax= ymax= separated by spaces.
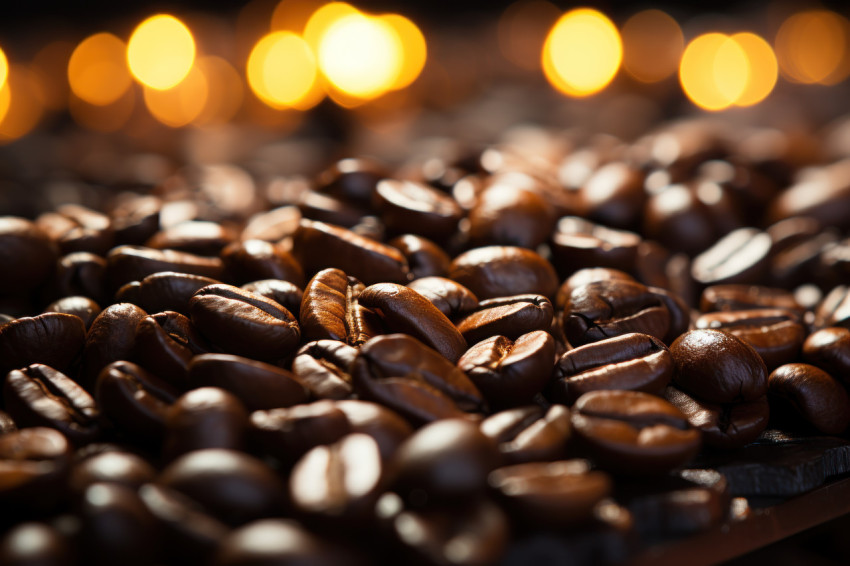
xmin=803 ymin=327 xmax=850 ymax=385
xmin=316 ymin=157 xmax=388 ymax=204
xmin=146 ymin=220 xmax=236 ymax=255
xmin=767 ymin=160 xmax=850 ymax=229
xmin=358 ymin=283 xmax=467 ymax=362
xmin=664 ymin=386 xmax=769 ymax=449
xmin=406 ymin=276 xmax=479 ymax=319
xmin=69 ymin=451 xmax=156 ymax=495
xmin=80 ymin=303 xmax=148 ymax=391
xmin=0 ymin=313 xmax=86 ymax=376
xmin=768 ymin=363 xmax=850 ymax=435
xmin=770 ymin=229 xmax=838 ymax=290
xmin=190 ymin=284 xmax=300 ymax=361
xmin=95 ymin=361 xmax=179 ymax=443
xmin=391 ymin=418 xmax=500 ymax=506
xmin=54 ymin=252 xmax=107 ymax=304
xmin=292 ymin=340 xmax=357 ymax=400
xmin=467 ymin=183 xmax=555 ymax=249
xmin=297 ymin=190 xmax=367 ymax=228
xmin=353 ymin=334 xmax=485 ymax=424
xmin=115 ymin=271 xmax=219 ymax=316
xmin=189 ymin=354 xmax=309 ymax=411
xmin=449 ymin=246 xmax=558 ymax=300
xmin=106 ymin=245 xmax=224 ymax=292
xmin=456 ymin=295 xmax=553 ymax=346
xmin=571 ymin=390 xmax=701 ymax=475
xmin=549 ymin=217 xmax=642 ymax=278
xmin=489 ymin=459 xmax=612 ymax=529
xmin=814 ymin=285 xmax=850 ymax=329
xmin=110 ymin=194 xmax=161 ymax=246
xmin=649 ymin=286 xmax=691 ymax=344
xmin=373 ymin=179 xmax=463 ymax=240
xmin=458 ymin=330 xmax=555 ymax=408
xmin=699 ymin=284 xmax=804 ymax=317
xmin=562 ymin=279 xmax=670 ymax=347
xmin=691 ymin=228 xmax=772 ymax=286
xmin=480 ymin=405 xmax=571 ymax=464
xmin=387 ymin=234 xmax=451 ymax=279
xmin=240 ymin=279 xmax=303 ymax=318
xmin=554 ymin=267 xmax=634 ymax=311
xmin=77 ymin=483 xmax=157 ymax=566
xmin=695 ymin=309 xmax=805 ymax=370
xmin=292 ymin=219 xmax=410 ymax=285
xmin=221 ymin=239 xmax=305 ymax=287
xmin=150 ymin=311 xmax=211 ymax=355
xmin=164 ymin=388 xmax=248 ymax=460
xmin=334 ymin=400 xmax=413 ymax=462
xmin=0 ymin=217 xmax=58 ymax=295
xmin=550 ymin=333 xmax=673 ymax=405
xmin=133 ymin=315 xmax=193 ymax=388
xmin=4 ymin=364 xmax=100 ymax=445
xmin=242 ymin=205 xmax=301 ymax=242
xmin=580 ymin=161 xmax=646 ymax=229
xmin=300 ymin=268 xmax=383 ymax=346
xmin=160 ymin=449 xmax=285 ymax=526
xmin=37 ymin=204 xmax=114 ymax=256
xmin=670 ymin=329 xmax=769 ymax=403
xmin=0 ymin=427 xmax=71 ymax=513
xmin=43 ymin=296 xmax=101 ymax=330
xmin=0 ymin=522 xmax=72 ymax=566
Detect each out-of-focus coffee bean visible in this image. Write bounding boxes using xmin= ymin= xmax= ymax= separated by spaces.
xmin=78 ymin=483 xmax=157 ymax=566
xmin=0 ymin=522 xmax=72 ymax=566
xmin=69 ymin=451 xmax=156 ymax=495
xmin=316 ymin=157 xmax=388 ymax=205
xmin=334 ymin=400 xmax=413 ymax=462
xmin=768 ymin=363 xmax=850 ymax=435
xmin=80 ymin=303 xmax=148 ymax=391
xmin=116 ymin=271 xmax=219 ymax=316
xmin=0 ymin=217 xmax=59 ymax=295
xmin=449 ymin=246 xmax=558 ymax=300
xmin=664 ymin=386 xmax=769 ymax=449
xmin=0 ymin=410 xmax=17 ymax=434
xmin=241 ymin=205 xmax=301 ymax=242
xmin=0 ymin=313 xmax=86 ymax=376
xmin=105 ymin=245 xmax=224 ymax=292
xmin=699 ymin=284 xmax=804 ymax=317
xmin=691 ymin=228 xmax=772 ymax=287
xmin=803 ymin=327 xmax=850 ymax=385
xmin=297 ymin=190 xmax=367 ymax=228
xmin=467 ymin=183 xmax=555 ymax=249
xmin=815 ymin=285 xmax=850 ymax=329
xmin=387 ymin=234 xmax=451 ymax=280
xmin=580 ymin=162 xmax=645 ymax=230
xmin=292 ymin=340 xmax=357 ymax=400
xmin=406 ymin=276 xmax=479 ymax=319
xmin=146 ymin=220 xmax=236 ymax=256
xmin=767 ymin=160 xmax=850 ymax=229
xmin=54 ymin=252 xmax=107 ymax=304
xmin=164 ymin=387 xmax=249 ymax=460
xmin=110 ymin=194 xmax=161 ymax=245
xmin=43 ymin=296 xmax=101 ymax=330
xmin=0 ymin=428 xmax=71 ymax=514
xmin=550 ymin=217 xmax=642 ymax=278
xmin=37 ymin=204 xmax=114 ymax=256
xmin=480 ymin=405 xmax=571 ymax=464
xmin=299 ymin=268 xmax=383 ymax=346
xmin=373 ymin=179 xmax=463 ymax=241
xmin=221 ymin=239 xmax=305 ymax=287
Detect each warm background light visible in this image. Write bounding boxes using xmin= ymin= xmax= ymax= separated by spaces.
xmin=70 ymin=88 xmax=135 ymax=133
xmin=679 ymin=33 xmax=749 ymax=111
xmin=775 ymin=10 xmax=850 ymax=85
xmin=271 ymin=0 xmax=325 ymax=33
xmin=731 ymin=32 xmax=778 ymax=107
xmin=0 ymin=65 xmax=45 ymax=143
xmin=303 ymin=2 xmax=359 ymax=51
xmin=247 ymin=31 xmax=323 ymax=110
xmin=621 ymin=9 xmax=684 ymax=83
xmin=498 ymin=0 xmax=560 ymax=71
xmin=68 ymin=33 xmax=131 ymax=106
xmin=542 ymin=8 xmax=622 ymax=97
xmin=143 ymin=65 xmax=208 ymax=127
xmin=379 ymin=14 xmax=426 ymax=90
xmin=0 ymin=47 xmax=8 ymax=91
xmin=127 ymin=14 xmax=196 ymax=90
xmin=194 ymin=56 xmax=244 ymax=125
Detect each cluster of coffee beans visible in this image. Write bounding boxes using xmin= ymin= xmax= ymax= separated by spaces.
xmin=2 ymin=117 xmax=850 ymax=565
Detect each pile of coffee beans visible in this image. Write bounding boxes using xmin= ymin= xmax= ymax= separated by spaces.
xmin=3 ymin=116 xmax=850 ymax=565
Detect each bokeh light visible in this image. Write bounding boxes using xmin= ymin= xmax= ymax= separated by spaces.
xmin=498 ymin=0 xmax=560 ymax=71
xmin=143 ymin=65 xmax=208 ymax=127
xmin=621 ymin=9 xmax=684 ymax=83
xmin=679 ymin=33 xmax=749 ymax=111
xmin=542 ymin=8 xmax=623 ymax=97
xmin=247 ymin=31 xmax=323 ymax=110
xmin=70 ymin=87 xmax=135 ymax=133
xmin=0 ymin=47 xmax=8 ymax=91
xmin=194 ymin=56 xmax=244 ymax=125
xmin=0 ymin=65 xmax=45 ymax=143
xmin=68 ymin=33 xmax=132 ymax=106
xmin=32 ymin=41 xmax=74 ymax=111
xmin=271 ymin=0 xmax=325 ymax=33
xmin=775 ymin=10 xmax=850 ymax=85
xmin=731 ymin=32 xmax=778 ymax=107
xmin=127 ymin=14 xmax=196 ymax=90
xmin=303 ymin=2 xmax=360 ymax=51
xmin=379 ymin=14 xmax=427 ymax=90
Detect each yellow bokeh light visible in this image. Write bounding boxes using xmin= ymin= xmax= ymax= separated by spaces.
xmin=0 ymin=65 xmax=45 ymax=143
xmin=194 ymin=56 xmax=244 ymax=125
xmin=247 ymin=31 xmax=323 ymax=110
xmin=127 ymin=14 xmax=196 ymax=90
xmin=621 ymin=9 xmax=684 ymax=83
xmin=542 ymin=8 xmax=622 ymax=97
xmin=303 ymin=2 xmax=360 ymax=51
xmin=0 ymin=47 xmax=7 ymax=91
xmin=318 ymin=12 xmax=404 ymax=99
xmin=731 ymin=32 xmax=777 ymax=107
xmin=68 ymin=33 xmax=132 ymax=106
xmin=143 ymin=65 xmax=208 ymax=127
xmin=679 ymin=33 xmax=749 ymax=111
xmin=775 ymin=10 xmax=850 ymax=85
xmin=380 ymin=14 xmax=427 ymax=90
xmin=271 ymin=0 xmax=325 ymax=33
xmin=0 ymin=81 xmax=10 ymax=125
xmin=498 ymin=0 xmax=561 ymax=71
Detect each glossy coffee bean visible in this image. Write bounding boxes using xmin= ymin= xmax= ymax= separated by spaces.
xmin=150 ymin=310 xmax=211 ymax=355
xmin=43 ymin=296 xmax=101 ymax=330
xmin=80 ymin=303 xmax=148 ymax=391
xmin=190 ymin=284 xmax=300 ymax=361
xmin=458 ymin=330 xmax=555 ymax=408
xmin=240 ymin=279 xmax=303 ymax=318
xmin=480 ymin=405 xmax=571 ymax=464
xmin=78 ymin=483 xmax=157 ymax=566
xmin=133 ymin=314 xmax=193 ymax=389
xmin=699 ymin=284 xmax=803 ymax=317
xmin=0 ymin=217 xmax=59 ymax=294
xmin=406 ymin=276 xmax=479 ymax=319
xmin=550 ymin=333 xmax=673 ymax=405
xmin=242 ymin=205 xmax=301 ymax=242
xmin=571 ymin=390 xmax=701 ymax=475
xmin=664 ymin=386 xmax=769 ymax=449
xmin=37 ymin=204 xmax=114 ymax=256
xmin=549 ymin=217 xmax=641 ymax=277
xmin=69 ymin=451 xmax=157 ymax=495
xmin=334 ymin=400 xmax=413 ymax=462
xmin=300 ymin=268 xmax=383 ymax=346
xmin=221 ymin=239 xmax=305 ymax=287
xmin=814 ymin=285 xmax=850 ymax=329
xmin=768 ymin=363 xmax=850 ymax=435
xmin=4 ymin=364 xmax=100 ymax=445
xmin=0 ymin=313 xmax=86 ymax=376
xmin=54 ymin=252 xmax=107 ymax=304
xmin=670 ymin=329 xmax=769 ymax=404
xmin=115 ymin=271 xmax=219 ymax=316
xmin=106 ymin=245 xmax=224 ymax=292
xmin=467 ymin=183 xmax=555 ymax=249
xmin=554 ymin=267 xmax=634 ymax=311
xmin=316 ymin=157 xmax=388 ymax=204
xmin=0 ymin=409 xmax=17 ymax=434
xmin=456 ymin=294 xmax=553 ymax=346
xmin=449 ymin=246 xmax=558 ymax=300
xmin=691 ymin=228 xmax=772 ymax=286
xmin=0 ymin=428 xmax=71 ymax=513
xmin=164 ymin=387 xmax=248 ymax=460
xmin=0 ymin=522 xmax=71 ymax=566
xmin=110 ymin=194 xmax=161 ymax=246
xmin=297 ymin=190 xmax=366 ymax=228
xmin=146 ymin=220 xmax=235 ymax=256
xmin=373 ymin=179 xmax=463 ymax=240
xmin=292 ymin=340 xmax=357 ymax=400
xmin=649 ymin=286 xmax=691 ymax=345
xmin=803 ymin=327 xmax=850 ymax=385
xmin=387 ymin=234 xmax=451 ymax=280
xmin=580 ymin=161 xmax=646 ymax=229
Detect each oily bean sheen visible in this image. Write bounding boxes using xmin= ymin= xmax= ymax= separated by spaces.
xmin=164 ymin=387 xmax=248 ymax=460
xmin=0 ymin=313 xmax=86 ymax=376
xmin=373 ymin=179 xmax=463 ymax=240
xmin=563 ymin=279 xmax=670 ymax=347
xmin=146 ymin=220 xmax=235 ymax=255
xmin=555 ymin=267 xmax=635 ymax=311
xmin=480 ymin=405 xmax=572 ymax=464
xmin=387 ymin=234 xmax=451 ymax=279
xmin=105 ymin=245 xmax=224 ymax=292
xmin=456 ymin=294 xmax=554 ymax=345
xmin=649 ymin=286 xmax=691 ymax=345
xmin=550 ymin=333 xmax=673 ymax=405
xmin=699 ymin=284 xmax=804 ymax=317
xmin=769 ymin=363 xmax=850 ymax=435
xmin=292 ymin=340 xmax=358 ymax=400
xmin=221 ymin=239 xmax=305 ymax=287
xmin=43 ymin=296 xmax=101 ymax=330
xmin=803 ymin=327 xmax=850 ymax=385
xmin=670 ymin=330 xmax=769 ymax=404
xmin=240 ymin=279 xmax=303 ymax=318
xmin=815 ymin=285 xmax=850 ymax=329
xmin=695 ymin=309 xmax=805 ymax=370
xmin=691 ymin=228 xmax=772 ymax=286
xmin=70 ymin=451 xmax=157 ymax=494
xmin=358 ymin=283 xmax=467 ymax=362
xmin=4 ymin=364 xmax=100 ymax=445
xmin=406 ymin=276 xmax=479 ymax=319
xmin=190 ymin=284 xmax=300 ymax=361
xmin=80 ymin=303 xmax=148 ymax=391
xmin=664 ymin=386 xmax=769 ymax=449
xmin=334 ymin=400 xmax=413 ymax=462
xmin=467 ymin=184 xmax=555 ymax=249
xmin=549 ymin=217 xmax=642 ymax=276
xmin=133 ymin=315 xmax=193 ymax=389
xmin=449 ymin=246 xmax=559 ymax=300
xmin=151 ymin=311 xmax=211 ymax=355
xmin=0 ymin=427 xmax=71 ymax=512
xmin=116 ymin=271 xmax=219 ymax=316
xmin=571 ymin=390 xmax=702 ymax=475
xmin=189 ymin=353 xmax=309 ymax=410
xmin=300 ymin=268 xmax=383 ymax=346
xmin=457 ymin=330 xmax=555 ymax=408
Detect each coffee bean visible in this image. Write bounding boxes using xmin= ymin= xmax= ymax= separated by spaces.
xmin=316 ymin=157 xmax=388 ymax=205
xmin=80 ymin=303 xmax=148 ymax=391
xmin=292 ymin=340 xmax=357 ymax=400
xmin=240 ymin=279 xmax=303 ymax=318
xmin=133 ymin=314 xmax=194 ymax=389
xmin=298 ymin=190 xmax=367 ymax=228
xmin=0 ymin=428 xmax=71 ymax=514
xmin=814 ymin=285 xmax=850 ymax=329
xmin=456 ymin=295 xmax=554 ymax=346
xmin=115 ymin=271 xmax=219 ymax=316
xmin=467 ymin=183 xmax=555 ymax=249
xmin=0 ymin=522 xmax=71 ymax=566
xmin=580 ymin=161 xmax=646 ymax=229
xmin=406 ymin=276 xmax=479 ymax=319
xmin=550 ymin=217 xmax=641 ymax=277
xmin=37 ymin=204 xmax=113 ymax=256
xmin=146 ymin=220 xmax=236 ymax=256
xmin=110 ymin=194 xmax=161 ymax=246
xmin=69 ymin=451 xmax=156 ymax=495
xmin=374 ymin=179 xmax=463 ymax=241
xmin=699 ymin=284 xmax=804 ymax=316
xmin=241 ymin=205 xmax=301 ymax=242
xmin=803 ymin=327 xmax=850 ymax=385
xmin=150 ymin=311 xmax=211 ymax=355
xmin=554 ymin=267 xmax=634 ymax=311
xmin=334 ymin=400 xmax=413 ymax=462
xmin=691 ymin=228 xmax=772 ymax=286
xmin=300 ymin=268 xmax=384 ymax=346
xmin=768 ymin=363 xmax=850 ymax=435
xmin=164 ymin=387 xmax=249 ymax=460
xmin=0 ymin=313 xmax=86 ymax=376
xmin=221 ymin=239 xmax=305 ymax=287
xmin=664 ymin=386 xmax=769 ymax=449
xmin=106 ymin=245 xmax=224 ymax=292
xmin=78 ymin=483 xmax=157 ymax=566
xmin=449 ymin=246 xmax=558 ymax=300
xmin=54 ymin=252 xmax=107 ymax=304
xmin=43 ymin=296 xmax=101 ymax=330
xmin=387 ymin=234 xmax=451 ymax=279
xmin=480 ymin=405 xmax=571 ymax=464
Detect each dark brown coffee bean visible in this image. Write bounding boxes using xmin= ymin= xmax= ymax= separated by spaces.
xmin=814 ymin=285 xmax=850 ymax=329
xmin=146 ymin=220 xmax=236 ymax=255
xmin=0 ymin=428 xmax=71 ymax=513
xmin=406 ymin=276 xmax=479 ymax=319
xmin=242 ymin=205 xmax=301 ymax=242
xmin=803 ymin=327 xmax=850 ymax=385
xmin=649 ymin=286 xmax=691 ymax=345
xmin=467 ymin=183 xmax=555 ymax=249
xmin=387 ymin=234 xmax=451 ymax=279
xmin=768 ymin=363 xmax=850 ymax=435
xmin=116 ymin=271 xmax=220 ymax=316
xmin=106 ymin=245 xmax=224 ymax=292
xmin=700 ymin=284 xmax=804 ymax=317
xmin=240 ymin=279 xmax=303 ymax=318
xmin=189 ymin=353 xmax=309 ymax=410
xmin=670 ymin=329 xmax=769 ymax=404
xmin=42 ymin=296 xmax=101 ymax=330
xmin=691 ymin=228 xmax=772 ymax=286
xmin=664 ymin=386 xmax=769 ymax=449
xmin=550 ymin=217 xmax=642 ymax=277
xmin=164 ymin=387 xmax=248 ymax=460
xmin=770 ymin=229 xmax=838 ymax=290
xmin=133 ymin=315 xmax=194 ymax=389
xmin=373 ymin=179 xmax=463 ymax=240
xmin=0 ymin=313 xmax=86 ymax=376
xmin=563 ymin=279 xmax=670 ymax=347
xmin=298 ymin=190 xmax=367 ymax=228
xmin=458 ymin=331 xmax=555 ymax=408
xmin=161 ymin=449 xmax=285 ymax=526
xmin=456 ymin=294 xmax=553 ymax=346
xmin=95 ymin=361 xmax=179 ymax=443
xmin=37 ymin=204 xmax=114 ymax=256
xmin=695 ymin=309 xmax=805 ymax=370
xmin=580 ymin=161 xmax=646 ymax=229
xmin=0 ymin=522 xmax=72 ymax=566
xmin=190 ymin=284 xmax=300 ymax=361
xmin=0 ymin=409 xmax=17 ymax=434
xmin=110 ymin=194 xmax=161 ymax=246
xmin=358 ymin=283 xmax=467 ymax=362
xmin=334 ymin=400 xmax=413 ymax=462
xmin=221 ymin=239 xmax=305 ymax=287
xmin=77 ymin=483 xmax=157 ymax=566
xmin=555 ymin=267 xmax=634 ymax=311
xmin=449 ymin=246 xmax=558 ymax=300
xmin=489 ymin=459 xmax=612 ymax=529
xmin=550 ymin=333 xmax=673 ymax=405
xmin=70 ymin=451 xmax=156 ymax=495
xmin=54 ymin=252 xmax=107 ymax=304
xmin=293 ymin=219 xmax=410 ymax=285
xmin=480 ymin=405 xmax=571 ymax=464
xmin=316 ymin=157 xmax=388 ymax=205
xmin=0 ymin=217 xmax=58 ymax=294
xmin=767 ymin=161 xmax=850 ymax=229
xmin=80 ymin=303 xmax=148 ymax=391
xmin=300 ymin=268 xmax=383 ymax=346
xmin=4 ymin=364 xmax=100 ymax=445
xmin=292 ymin=340 xmax=358 ymax=400
xmin=571 ymin=390 xmax=701 ymax=475
xmin=150 ymin=311 xmax=211 ymax=355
